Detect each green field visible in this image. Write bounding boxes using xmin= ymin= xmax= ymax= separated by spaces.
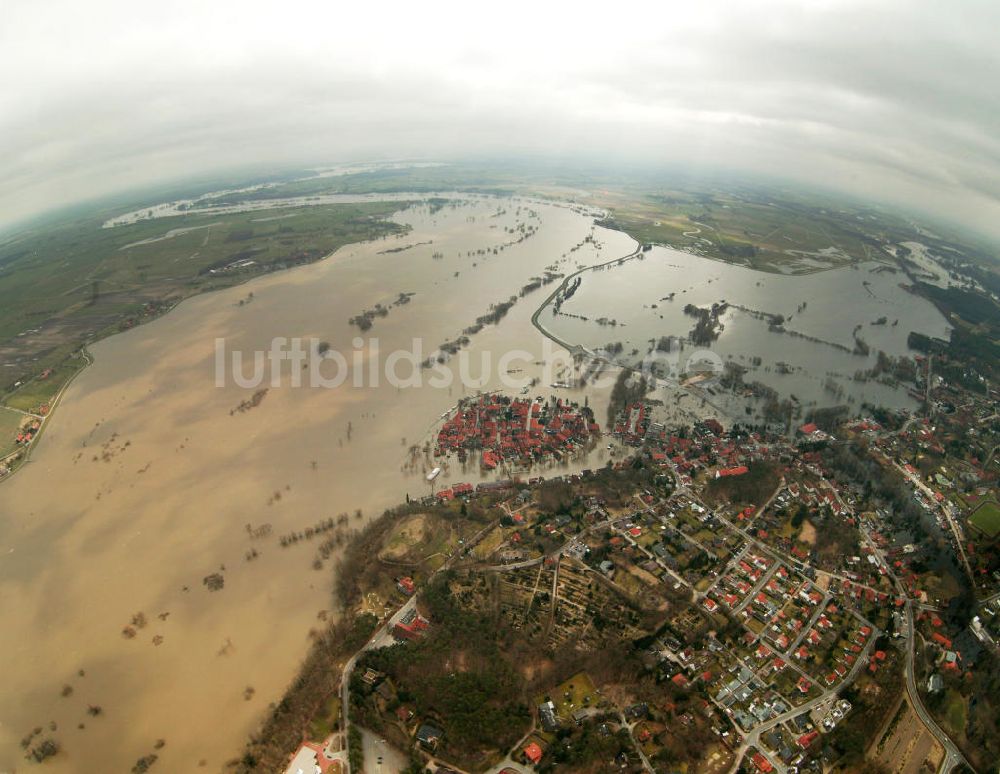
xmin=176 ymin=163 xmax=939 ymax=276
xmin=0 ymin=406 xmax=24 ymax=457
xmin=535 ymin=671 xmax=599 ymax=722
xmin=0 ymin=201 xmax=410 ymax=398
xmin=588 ymin=187 xmax=904 ymax=274
xmin=969 ymin=501 xmax=1000 ymax=538
xmin=308 ymin=694 xmax=341 ymax=740
xmin=942 ymin=689 xmax=968 ymax=734
xmin=4 ymin=351 xmax=89 ymax=413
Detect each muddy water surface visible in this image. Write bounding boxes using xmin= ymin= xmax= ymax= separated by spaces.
xmin=0 ymin=197 xmax=629 ymax=772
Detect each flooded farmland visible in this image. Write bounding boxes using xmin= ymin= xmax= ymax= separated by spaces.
xmin=0 ymin=193 xmax=950 ymax=772
xmin=536 ymin=244 xmax=951 ymax=418
xmin=0 ymin=196 xmax=628 ymax=772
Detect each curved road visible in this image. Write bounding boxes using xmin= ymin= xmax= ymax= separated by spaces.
xmin=529 ymin=240 xmax=642 ymax=353
xmin=902 ymin=600 xmax=972 ymax=773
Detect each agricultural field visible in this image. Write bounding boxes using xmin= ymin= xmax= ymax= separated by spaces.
xmin=869 ymin=696 xmax=944 ymax=774
xmin=585 ymin=186 xmax=904 ymax=274
xmin=181 ymin=163 xmax=933 ymax=278
xmin=0 ymin=200 xmax=410 ymax=395
xmin=0 ymin=406 xmax=24 ymax=457
xmin=3 ymin=350 xmax=89 ymax=413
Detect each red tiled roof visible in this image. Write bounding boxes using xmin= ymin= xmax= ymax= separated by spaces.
xmin=523 ymin=742 xmax=543 ymax=764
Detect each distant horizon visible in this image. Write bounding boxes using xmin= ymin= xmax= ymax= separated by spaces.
xmin=4 ymin=1 xmax=999 ymax=243
xmin=4 ymin=156 xmax=999 ymax=257
xmin=1 ymin=5 xmax=997 ymax=774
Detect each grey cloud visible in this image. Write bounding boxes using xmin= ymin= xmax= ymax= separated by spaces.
xmin=2 ymin=0 xmax=999 ymax=240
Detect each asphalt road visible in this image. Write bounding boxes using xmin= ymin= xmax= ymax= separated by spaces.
xmin=360 ymin=728 xmax=409 ymax=774
xmin=901 ymin=600 xmax=971 ymax=773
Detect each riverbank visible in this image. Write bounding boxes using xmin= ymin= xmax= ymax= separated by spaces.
xmin=0 ymin=348 xmax=91 ymax=482
xmin=0 ymin=194 xmax=634 ymax=772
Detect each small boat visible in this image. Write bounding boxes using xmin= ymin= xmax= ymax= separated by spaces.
xmin=426 ymin=467 xmax=441 ymax=482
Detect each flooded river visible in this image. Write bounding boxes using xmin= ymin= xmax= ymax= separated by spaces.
xmin=0 ymin=196 xmax=629 ymax=772
xmin=536 ymin=244 xmax=951 ymax=417
xmin=0 ymin=193 xmax=949 ymax=772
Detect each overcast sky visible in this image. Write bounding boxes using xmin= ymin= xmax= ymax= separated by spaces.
xmin=3 ymin=0 xmax=999 ymax=238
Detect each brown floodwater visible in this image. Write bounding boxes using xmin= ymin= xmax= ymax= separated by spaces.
xmin=0 ymin=196 xmax=636 ymax=772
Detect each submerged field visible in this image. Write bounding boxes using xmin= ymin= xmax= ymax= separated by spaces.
xmin=535 ymin=240 xmax=950 ymax=417
xmin=0 ymin=166 xmax=993 ymax=771
xmin=589 ymin=186 xmax=900 ymax=274
xmin=0 ymin=200 xmax=409 ymax=395
xmin=101 ymin=163 xmax=957 ymax=275
xmin=0 ymin=194 xmax=633 ymax=772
